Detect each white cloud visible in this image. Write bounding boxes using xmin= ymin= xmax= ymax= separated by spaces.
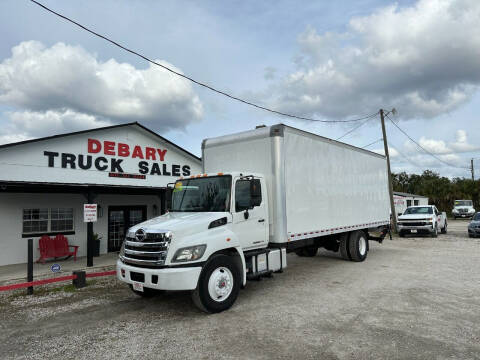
xmin=0 ymin=109 xmax=112 ymax=144
xmin=403 ymin=129 xmax=479 ymax=155
xmin=372 ymin=146 xmax=399 ymax=158
xmin=0 ymin=41 xmax=203 ymax=133
xmin=263 ymin=0 xmax=480 ymax=119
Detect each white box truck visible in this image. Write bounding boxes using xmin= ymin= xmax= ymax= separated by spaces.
xmin=117 ymin=124 xmax=391 ymax=313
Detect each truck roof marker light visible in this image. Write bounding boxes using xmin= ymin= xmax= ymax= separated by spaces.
xmin=190 ymin=175 xmax=195 ymax=178
xmin=217 ymin=172 xmax=224 ymax=176
xmin=226 ymin=238 xmax=231 ymax=242
xmin=202 ymin=174 xmax=208 ymax=177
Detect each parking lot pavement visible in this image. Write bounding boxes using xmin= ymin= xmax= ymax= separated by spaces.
xmin=1 ymin=222 xmax=479 ymax=360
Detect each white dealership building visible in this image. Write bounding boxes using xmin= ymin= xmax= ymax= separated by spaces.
xmin=0 ymin=122 xmax=202 ymax=266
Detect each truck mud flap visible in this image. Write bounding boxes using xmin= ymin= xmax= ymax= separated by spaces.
xmin=367 ymin=225 xmax=390 ymax=243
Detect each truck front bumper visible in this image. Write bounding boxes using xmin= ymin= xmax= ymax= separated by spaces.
xmin=397 ymin=224 xmax=434 ymax=234
xmin=454 ymin=213 xmax=474 ymax=218
xmin=116 ymin=259 xmax=202 ymax=291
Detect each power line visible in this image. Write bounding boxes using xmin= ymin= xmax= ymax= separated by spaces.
xmin=29 ymin=0 xmax=379 ymax=124
xmin=335 ymin=114 xmax=378 ymax=141
xmin=361 ymin=138 xmax=383 ymax=149
xmin=386 ymin=114 xmax=470 ymax=170
xmin=389 ymin=141 xmax=424 ymax=169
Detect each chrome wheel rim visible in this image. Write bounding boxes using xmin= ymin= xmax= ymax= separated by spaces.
xmin=359 ymin=236 xmax=367 ymax=256
xmin=208 ymin=267 xmax=233 ymax=302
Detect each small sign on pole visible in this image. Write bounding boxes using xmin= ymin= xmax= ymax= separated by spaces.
xmin=51 ymin=263 xmax=61 ymax=273
xmin=84 ymin=204 xmax=98 ymax=222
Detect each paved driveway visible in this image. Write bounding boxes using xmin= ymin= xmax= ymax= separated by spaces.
xmin=1 ymin=220 xmax=479 ymax=359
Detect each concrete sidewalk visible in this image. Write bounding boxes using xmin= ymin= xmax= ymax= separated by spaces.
xmin=0 ymin=253 xmax=118 ymax=284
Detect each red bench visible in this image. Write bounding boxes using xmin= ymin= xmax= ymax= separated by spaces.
xmin=36 ymin=234 xmax=79 ymax=264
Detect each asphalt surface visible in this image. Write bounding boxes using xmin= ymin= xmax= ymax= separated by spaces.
xmin=1 ymin=219 xmax=479 ymax=359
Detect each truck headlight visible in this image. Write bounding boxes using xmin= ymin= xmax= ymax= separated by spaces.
xmin=172 ymin=245 xmax=206 ymax=262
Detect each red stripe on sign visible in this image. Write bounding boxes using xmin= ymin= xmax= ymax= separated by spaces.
xmin=85 ymin=270 xmax=116 ymax=278
xmin=0 ymin=275 xmax=76 ymax=292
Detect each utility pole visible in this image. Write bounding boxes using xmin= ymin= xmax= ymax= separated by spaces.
xmin=380 ymin=109 xmax=397 ymax=233
xmin=471 ymin=158 xmax=475 ymax=181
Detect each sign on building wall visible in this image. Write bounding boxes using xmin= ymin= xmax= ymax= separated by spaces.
xmin=0 ymin=124 xmax=203 ymax=188
xmin=84 ymin=204 xmax=98 ymax=222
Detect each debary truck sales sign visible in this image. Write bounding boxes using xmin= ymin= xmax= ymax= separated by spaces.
xmin=0 ymin=124 xmax=202 ymax=188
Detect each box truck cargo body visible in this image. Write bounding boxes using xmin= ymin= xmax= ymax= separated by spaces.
xmin=117 ymin=124 xmax=391 ymax=313
xmin=202 ymin=124 xmax=390 ymax=248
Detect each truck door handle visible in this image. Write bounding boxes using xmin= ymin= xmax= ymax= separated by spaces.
xmin=258 ymin=219 xmax=265 ymax=223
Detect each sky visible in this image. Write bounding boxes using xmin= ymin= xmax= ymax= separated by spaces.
xmin=0 ymin=0 xmax=479 ymax=178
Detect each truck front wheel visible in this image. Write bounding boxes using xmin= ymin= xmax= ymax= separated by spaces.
xmin=348 ymin=231 xmax=368 ymax=262
xmin=431 ymin=225 xmax=438 ymax=238
xmin=192 ymin=254 xmax=241 ymax=313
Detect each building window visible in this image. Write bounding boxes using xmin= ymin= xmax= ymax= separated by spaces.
xmin=22 ymin=208 xmax=74 ymax=234
xmin=406 ymin=200 xmax=412 ymax=207
xmin=23 ymin=209 xmax=48 ymax=233
xmin=51 ymin=208 xmax=74 ymax=232
xmin=414 ymin=200 xmax=419 ymax=206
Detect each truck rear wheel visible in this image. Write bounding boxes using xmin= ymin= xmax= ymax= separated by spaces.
xmin=192 ymin=254 xmax=241 ymax=313
xmin=339 ymin=233 xmax=351 ymax=260
xmin=348 ymin=231 xmax=368 ymax=262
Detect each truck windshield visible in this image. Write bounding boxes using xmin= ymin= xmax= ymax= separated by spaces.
xmin=403 ymin=207 xmax=433 ymax=215
xmin=455 ymin=200 xmax=472 ymax=206
xmin=171 ymin=175 xmax=232 ymax=212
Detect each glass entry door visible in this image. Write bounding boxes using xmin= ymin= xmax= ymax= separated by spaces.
xmin=108 ymin=206 xmax=147 ymax=252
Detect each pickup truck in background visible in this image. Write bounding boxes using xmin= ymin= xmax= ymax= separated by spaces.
xmin=452 ymin=200 xmax=475 ymax=219
xmin=398 ymin=205 xmax=447 ymax=237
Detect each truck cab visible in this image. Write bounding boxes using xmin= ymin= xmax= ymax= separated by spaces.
xmin=117 ymin=172 xmax=282 ymax=313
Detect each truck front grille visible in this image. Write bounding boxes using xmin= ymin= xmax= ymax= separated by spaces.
xmin=459 ymin=208 xmax=468 ymax=213
xmin=402 ymin=222 xmax=427 ymax=226
xmin=121 ymin=233 xmax=170 ymax=267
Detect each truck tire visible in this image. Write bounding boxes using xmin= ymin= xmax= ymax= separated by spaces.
xmin=129 ymin=285 xmax=162 ymax=298
xmin=339 ymin=233 xmax=351 ymax=260
xmin=192 ymin=254 xmax=241 ymax=313
xmin=431 ymin=225 xmax=438 ymax=238
xmin=348 ymin=231 xmax=368 ymax=262
xmin=441 ymin=221 xmax=447 ymax=234
xmin=399 ymin=230 xmax=405 ymax=238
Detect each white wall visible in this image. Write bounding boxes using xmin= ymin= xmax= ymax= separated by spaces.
xmin=0 ymin=192 xmax=161 ymax=266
